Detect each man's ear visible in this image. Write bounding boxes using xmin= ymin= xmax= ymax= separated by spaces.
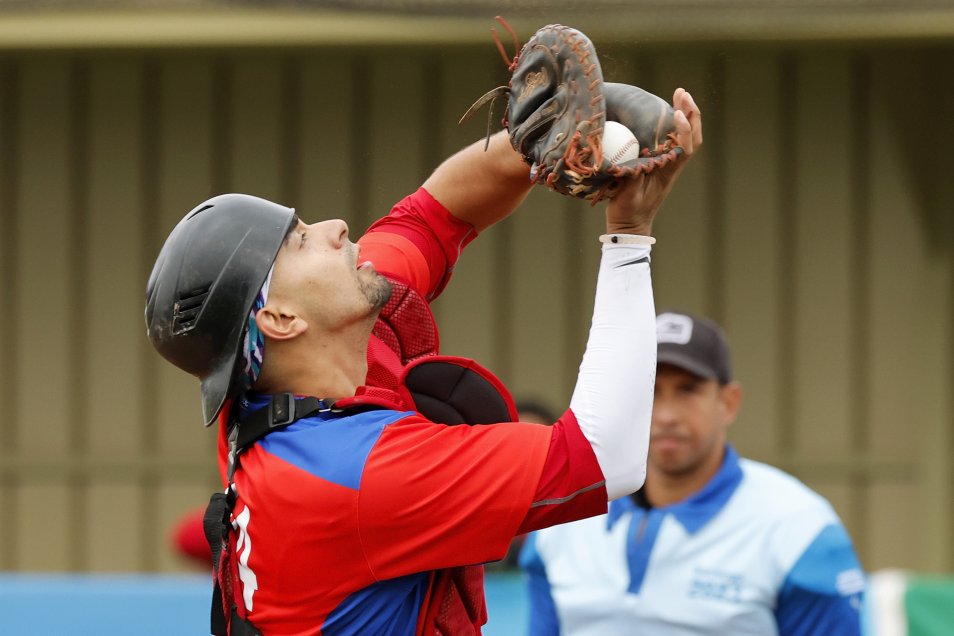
xmin=720 ymin=382 xmax=743 ymax=427
xmin=255 ymin=306 xmax=308 ymax=341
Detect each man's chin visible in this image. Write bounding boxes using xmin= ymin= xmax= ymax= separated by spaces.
xmin=649 ymin=452 xmax=690 ymax=475
xmin=364 ymin=274 xmax=392 ymax=312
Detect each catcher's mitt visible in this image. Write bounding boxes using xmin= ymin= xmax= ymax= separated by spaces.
xmin=461 ymin=22 xmax=682 ymax=203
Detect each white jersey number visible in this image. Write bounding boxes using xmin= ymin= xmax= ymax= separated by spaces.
xmin=233 ymin=506 xmax=259 ymax=611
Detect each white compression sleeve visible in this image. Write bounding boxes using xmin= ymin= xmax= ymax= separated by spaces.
xmin=569 ymin=241 xmax=656 ymax=501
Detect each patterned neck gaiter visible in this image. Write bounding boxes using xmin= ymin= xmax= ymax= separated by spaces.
xmin=242 ymin=267 xmax=274 ymax=390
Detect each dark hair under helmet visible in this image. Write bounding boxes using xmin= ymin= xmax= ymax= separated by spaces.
xmin=145 ymin=194 xmax=296 ymax=426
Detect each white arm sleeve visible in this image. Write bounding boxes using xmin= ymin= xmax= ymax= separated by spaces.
xmin=569 ymin=241 xmax=655 ymax=501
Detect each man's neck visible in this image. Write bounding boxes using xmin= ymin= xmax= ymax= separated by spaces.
xmin=256 ymin=323 xmax=371 ymax=400
xmin=644 ymin=446 xmax=726 ymax=508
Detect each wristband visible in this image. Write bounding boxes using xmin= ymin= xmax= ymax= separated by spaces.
xmin=599 ymin=234 xmax=656 ymax=245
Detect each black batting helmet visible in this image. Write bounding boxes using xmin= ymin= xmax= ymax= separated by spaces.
xmin=145 ymin=194 xmax=296 ymax=426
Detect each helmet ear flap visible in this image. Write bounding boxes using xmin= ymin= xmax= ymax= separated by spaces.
xmin=145 ymin=193 xmax=296 ymax=426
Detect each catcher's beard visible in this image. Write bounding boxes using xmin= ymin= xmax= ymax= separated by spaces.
xmin=362 ymin=272 xmax=392 ymax=312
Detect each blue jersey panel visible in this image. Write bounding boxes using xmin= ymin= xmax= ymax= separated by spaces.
xmin=519 ymin=533 xmax=560 ymax=636
xmin=323 ymin=571 xmax=430 ymax=636
xmin=259 ymin=410 xmax=412 ymax=490
xmin=775 ymin=524 xmax=865 ymax=636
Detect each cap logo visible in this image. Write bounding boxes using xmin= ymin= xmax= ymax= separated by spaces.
xmin=657 ymin=313 xmax=693 ymax=345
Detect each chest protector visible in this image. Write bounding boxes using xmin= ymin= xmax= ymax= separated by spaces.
xmin=205 ymin=277 xmax=517 ymax=635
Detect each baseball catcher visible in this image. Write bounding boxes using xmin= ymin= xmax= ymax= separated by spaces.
xmin=147 ymin=21 xmax=701 ymax=636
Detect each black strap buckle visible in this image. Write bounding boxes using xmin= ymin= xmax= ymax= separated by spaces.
xmin=269 ymin=393 xmax=296 ymax=427
xmin=233 ymin=394 xmax=328 ymax=460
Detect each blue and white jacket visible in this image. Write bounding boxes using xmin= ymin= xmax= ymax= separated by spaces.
xmin=520 ymin=445 xmax=865 ymax=636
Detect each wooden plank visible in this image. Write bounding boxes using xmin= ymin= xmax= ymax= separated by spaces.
xmin=868 ymin=50 xmax=954 ymax=571
xmin=508 ymin=187 xmax=572 ymax=405
xmin=298 ymin=49 xmax=357 ymax=229
xmin=934 ymin=62 xmax=954 ymax=573
xmin=0 ymin=57 xmax=20 ymax=566
xmin=86 ymin=481 xmax=142 ymax=571
xmin=15 ymin=57 xmax=73 ymax=460
xmin=790 ymin=51 xmax=854 ymax=457
xmin=866 ymin=482 xmax=922 ymax=570
xmin=866 ymin=57 xmax=933 ymax=462
xmin=365 ymin=49 xmax=427 ymax=232
xmin=920 ymin=303 xmax=953 ymax=572
xmin=0 ymin=484 xmax=10 ymax=569
xmin=721 ymin=48 xmax=784 ymax=460
xmin=650 ymin=48 xmax=715 ymax=317
xmin=15 ymin=484 xmax=70 ymax=570
xmin=564 ymin=196 xmax=604 ymax=401
xmin=85 ymin=55 xmax=144 ymax=456
xmin=0 ymin=59 xmax=16 ymax=452
xmin=229 ymin=52 xmax=285 ymax=201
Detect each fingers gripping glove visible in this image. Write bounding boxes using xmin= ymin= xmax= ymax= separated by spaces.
xmin=462 ymin=22 xmax=682 ymax=203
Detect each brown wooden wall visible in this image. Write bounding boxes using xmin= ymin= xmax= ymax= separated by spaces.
xmin=0 ymin=41 xmax=951 ymax=573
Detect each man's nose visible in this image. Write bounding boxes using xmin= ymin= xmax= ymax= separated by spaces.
xmin=313 ymin=219 xmax=349 ymax=247
xmin=336 ymin=220 xmax=350 ymax=241
xmin=651 ymin=397 xmax=679 ymax=427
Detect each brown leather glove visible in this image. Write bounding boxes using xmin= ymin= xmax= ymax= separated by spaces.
xmin=463 ymin=23 xmax=682 ymax=202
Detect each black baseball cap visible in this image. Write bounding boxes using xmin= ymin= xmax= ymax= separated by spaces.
xmin=656 ymin=311 xmax=732 ymax=385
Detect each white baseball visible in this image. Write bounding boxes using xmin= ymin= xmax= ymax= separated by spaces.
xmin=602 ymin=121 xmax=640 ymax=165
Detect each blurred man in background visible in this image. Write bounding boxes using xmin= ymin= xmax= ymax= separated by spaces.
xmin=521 ymin=310 xmax=865 ymax=636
